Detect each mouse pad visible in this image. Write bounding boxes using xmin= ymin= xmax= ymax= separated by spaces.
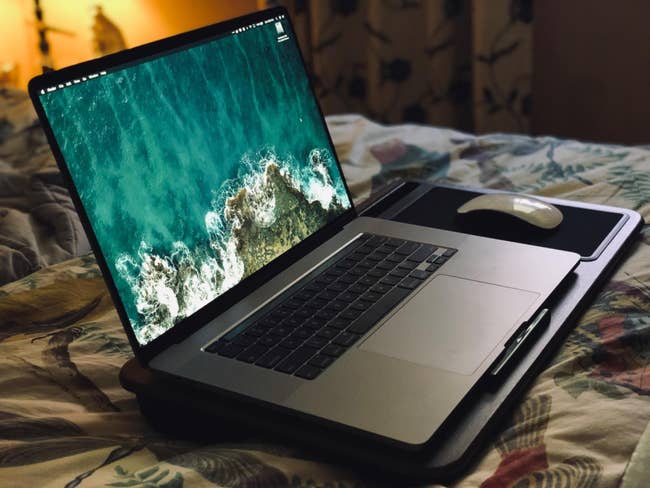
xmin=392 ymin=187 xmax=624 ymax=257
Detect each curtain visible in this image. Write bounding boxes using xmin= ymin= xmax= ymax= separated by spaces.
xmin=268 ymin=0 xmax=533 ymax=134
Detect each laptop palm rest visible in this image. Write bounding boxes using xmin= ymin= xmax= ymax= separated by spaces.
xmin=359 ymin=275 xmax=539 ymax=375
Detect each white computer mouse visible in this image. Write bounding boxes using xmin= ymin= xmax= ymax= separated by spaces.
xmin=457 ymin=193 xmax=563 ymax=229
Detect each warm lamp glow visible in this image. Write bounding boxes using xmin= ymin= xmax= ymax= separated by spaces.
xmin=0 ymin=0 xmax=259 ymax=90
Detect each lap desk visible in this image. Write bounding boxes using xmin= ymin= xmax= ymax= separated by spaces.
xmin=120 ymin=181 xmax=643 ymax=482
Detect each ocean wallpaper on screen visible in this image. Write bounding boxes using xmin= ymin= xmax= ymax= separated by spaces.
xmin=41 ymin=19 xmax=351 ymax=345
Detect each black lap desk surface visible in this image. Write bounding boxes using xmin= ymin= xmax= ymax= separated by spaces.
xmin=119 ymin=181 xmax=643 ymax=483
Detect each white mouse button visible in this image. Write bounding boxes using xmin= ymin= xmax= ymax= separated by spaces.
xmin=457 ymin=193 xmax=563 ymax=229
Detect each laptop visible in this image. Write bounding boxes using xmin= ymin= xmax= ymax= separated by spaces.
xmin=29 ymin=7 xmax=579 ymax=448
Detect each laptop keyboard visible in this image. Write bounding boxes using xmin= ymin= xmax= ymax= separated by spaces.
xmin=205 ymin=234 xmax=457 ymax=380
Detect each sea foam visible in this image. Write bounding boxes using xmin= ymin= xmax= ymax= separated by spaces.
xmin=116 ymin=147 xmax=349 ymax=345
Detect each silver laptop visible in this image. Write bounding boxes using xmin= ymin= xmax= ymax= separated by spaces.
xmin=30 ymin=7 xmax=579 ymax=447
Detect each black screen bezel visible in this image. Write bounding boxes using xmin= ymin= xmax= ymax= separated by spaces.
xmin=28 ymin=6 xmax=357 ymax=364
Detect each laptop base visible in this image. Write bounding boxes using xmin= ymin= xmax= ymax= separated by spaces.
xmin=119 ymin=181 xmax=643 ymax=482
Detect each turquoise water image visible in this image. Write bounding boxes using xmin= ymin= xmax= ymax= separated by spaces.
xmin=41 ymin=20 xmax=351 ymax=345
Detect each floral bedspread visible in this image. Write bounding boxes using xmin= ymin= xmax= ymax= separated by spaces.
xmin=1 ymin=103 xmax=650 ymax=487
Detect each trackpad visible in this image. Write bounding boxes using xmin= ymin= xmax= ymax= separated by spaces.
xmin=360 ymin=275 xmax=539 ymax=375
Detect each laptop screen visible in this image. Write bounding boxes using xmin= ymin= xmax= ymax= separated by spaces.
xmin=38 ymin=14 xmax=352 ymax=346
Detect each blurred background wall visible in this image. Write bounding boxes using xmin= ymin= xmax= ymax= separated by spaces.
xmin=0 ymin=0 xmax=259 ymax=89
xmin=533 ymin=0 xmax=650 ymax=145
xmin=1 ymin=0 xmax=648 ymax=144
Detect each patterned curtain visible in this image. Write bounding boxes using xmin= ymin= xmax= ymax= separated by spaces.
xmin=268 ymin=0 xmax=533 ymax=134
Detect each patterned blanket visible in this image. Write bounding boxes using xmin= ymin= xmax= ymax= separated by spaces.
xmin=0 ymin=89 xmax=89 ymax=286
xmin=1 ymin=97 xmax=650 ymax=487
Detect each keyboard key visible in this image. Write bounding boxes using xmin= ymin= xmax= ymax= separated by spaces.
xmin=334 ymin=264 xmax=348 ymax=276
xmin=295 ymin=290 xmax=316 ymax=301
xmin=304 ymin=282 xmax=322 ymax=293
xmin=288 ymin=330 xmax=307 ymax=341
xmin=309 ymin=354 xmax=335 ymax=369
xmin=349 ymin=283 xmax=367 ymax=294
xmin=322 ymin=344 xmax=346 ymax=357
xmin=349 ymin=267 xmax=366 ymax=276
xmin=380 ymin=275 xmax=400 ymax=286
xmin=339 ymin=274 xmax=358 ymax=284
xmin=337 ymin=291 xmax=358 ymax=303
xmin=328 ymin=317 xmax=351 ymax=329
xmin=398 ymin=276 xmax=424 ymax=290
xmin=367 ymin=268 xmax=386 ymax=278
xmin=316 ymin=327 xmax=339 ymax=339
xmin=384 ymin=238 xmax=403 ymax=248
xmin=397 ymin=260 xmax=418 ymax=270
xmin=246 ymin=325 xmax=266 ymax=337
xmin=295 ymin=364 xmax=323 ymax=380
xmin=371 ymin=283 xmax=392 ymax=295
xmin=407 ymin=245 xmax=437 ymax=262
xmin=309 ymin=297 xmax=328 ymax=309
xmin=257 ymin=316 xmax=279 ymax=328
xmin=271 ymin=309 xmax=292 ymax=320
xmin=333 ymin=332 xmax=361 ymax=347
xmin=280 ymin=337 xmax=303 ymax=350
xmin=375 ymin=260 xmax=394 ymax=271
xmin=283 ymin=299 xmax=303 ymax=309
xmin=317 ymin=290 xmax=340 ymax=301
xmin=258 ymin=335 xmax=276 ymax=347
xmin=361 ymin=291 xmax=382 ymax=303
xmin=217 ymin=343 xmax=245 ymax=358
xmin=443 ymin=248 xmax=457 ymax=257
xmin=386 ymin=253 xmax=403 ymax=263
xmin=315 ymin=274 xmax=337 ymax=285
xmin=350 ymin=300 xmax=372 ymax=311
xmin=237 ymin=344 xmax=269 ymax=363
xmin=232 ymin=334 xmax=256 ymax=347
xmin=293 ymin=327 xmax=313 ymax=339
xmin=426 ymin=263 xmax=441 ymax=272
xmin=304 ymin=317 xmax=326 ymax=330
xmin=374 ymin=246 xmax=390 ymax=256
xmin=282 ymin=316 xmax=303 ymax=329
xmin=388 ymin=268 xmax=409 ymax=278
xmin=349 ymin=251 xmax=367 ymax=262
xmin=256 ymin=346 xmax=291 ymax=368
xmin=269 ymin=326 xmax=291 ymax=337
xmin=276 ymin=346 xmax=319 ymax=374
xmin=409 ymin=269 xmax=431 ymax=280
xmin=395 ymin=241 xmax=420 ymax=255
xmin=357 ymin=244 xmax=375 ymax=254
xmin=340 ymin=309 xmax=362 ymax=320
xmin=434 ymin=256 xmax=449 ymax=265
xmin=358 ymin=276 xmax=378 ymax=287
xmin=327 ymin=282 xmax=347 ymax=292
xmin=325 ymin=300 xmax=347 ymax=312
xmin=367 ymin=235 xmax=387 ymax=248
xmin=316 ymin=309 xmax=338 ymax=321
xmin=293 ymin=308 xmax=312 ymax=319
xmin=326 ymin=267 xmax=344 ymax=277
xmin=348 ymin=319 xmax=376 ymax=335
xmin=305 ymin=336 xmax=329 ymax=349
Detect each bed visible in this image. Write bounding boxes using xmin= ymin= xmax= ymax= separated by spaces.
xmin=1 ymin=86 xmax=649 ymax=487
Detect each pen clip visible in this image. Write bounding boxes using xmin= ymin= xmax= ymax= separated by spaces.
xmin=489 ymin=308 xmax=550 ymax=378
